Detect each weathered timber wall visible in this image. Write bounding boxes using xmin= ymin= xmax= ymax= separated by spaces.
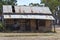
xmin=30 ymin=20 xmax=36 ymax=31
xmin=45 ymin=20 xmax=52 ymax=32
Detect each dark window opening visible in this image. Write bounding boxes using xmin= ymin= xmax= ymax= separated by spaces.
xmin=12 ymin=6 xmax=15 ymax=13
xmin=14 ymin=19 xmax=17 ymax=22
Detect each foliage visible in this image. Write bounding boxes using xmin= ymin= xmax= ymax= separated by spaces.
xmin=1 ymin=0 xmax=17 ymax=5
xmin=29 ymin=3 xmax=40 ymax=6
xmin=0 ymin=22 xmax=4 ymax=31
xmin=41 ymin=0 xmax=60 ymax=12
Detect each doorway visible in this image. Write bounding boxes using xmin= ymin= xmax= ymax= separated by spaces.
xmin=19 ymin=19 xmax=31 ymax=32
xmin=37 ymin=20 xmax=46 ymax=32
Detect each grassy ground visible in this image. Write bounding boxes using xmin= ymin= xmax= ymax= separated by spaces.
xmin=0 ymin=33 xmax=56 ymax=37
xmin=0 ymin=25 xmax=59 ymax=37
xmin=0 ymin=25 xmax=59 ymax=40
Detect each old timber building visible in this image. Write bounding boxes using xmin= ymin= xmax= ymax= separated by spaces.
xmin=2 ymin=5 xmax=55 ymax=32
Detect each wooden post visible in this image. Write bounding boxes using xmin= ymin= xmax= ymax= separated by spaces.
xmin=36 ymin=19 xmax=38 ymax=30
xmin=53 ymin=21 xmax=56 ymax=32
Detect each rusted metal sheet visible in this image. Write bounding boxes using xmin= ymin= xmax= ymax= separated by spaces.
xmin=21 ymin=6 xmax=32 ymax=13
xmin=3 ymin=5 xmax=52 ymax=14
xmin=14 ymin=6 xmax=20 ymax=13
xmin=14 ymin=6 xmax=31 ymax=13
xmin=14 ymin=6 xmax=52 ymax=14
xmin=31 ymin=7 xmax=52 ymax=14
xmin=4 ymin=15 xmax=55 ymax=20
xmin=3 ymin=5 xmax=12 ymax=13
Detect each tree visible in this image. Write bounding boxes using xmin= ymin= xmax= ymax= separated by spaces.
xmin=41 ymin=0 xmax=60 ymax=13
xmin=41 ymin=0 xmax=60 ymax=32
xmin=0 ymin=22 xmax=4 ymax=32
xmin=29 ymin=3 xmax=40 ymax=6
xmin=1 ymin=0 xmax=17 ymax=5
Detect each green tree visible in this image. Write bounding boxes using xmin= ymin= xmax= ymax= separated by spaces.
xmin=41 ymin=0 xmax=60 ymax=13
xmin=29 ymin=3 xmax=40 ymax=6
xmin=0 ymin=22 xmax=4 ymax=32
xmin=2 ymin=0 xmax=17 ymax=5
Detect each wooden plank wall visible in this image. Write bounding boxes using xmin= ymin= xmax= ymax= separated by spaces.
xmin=4 ymin=19 xmax=14 ymax=24
xmin=45 ymin=20 xmax=51 ymax=27
xmin=45 ymin=20 xmax=52 ymax=31
xmin=30 ymin=20 xmax=36 ymax=31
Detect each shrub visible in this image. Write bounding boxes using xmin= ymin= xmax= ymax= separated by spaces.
xmin=0 ymin=22 xmax=4 ymax=32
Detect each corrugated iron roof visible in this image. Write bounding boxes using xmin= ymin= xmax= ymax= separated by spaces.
xmin=3 ymin=5 xmax=12 ymax=13
xmin=3 ymin=5 xmax=52 ymax=14
xmin=4 ymin=15 xmax=55 ymax=20
xmin=15 ymin=6 xmax=52 ymax=14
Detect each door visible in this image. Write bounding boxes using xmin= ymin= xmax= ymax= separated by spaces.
xmin=38 ymin=20 xmax=46 ymax=32
xmin=30 ymin=20 xmax=36 ymax=31
xmin=25 ymin=20 xmax=31 ymax=31
xmin=19 ymin=19 xmax=31 ymax=31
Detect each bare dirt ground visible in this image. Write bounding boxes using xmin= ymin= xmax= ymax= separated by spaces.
xmin=0 ymin=37 xmax=60 ymax=40
xmin=0 ymin=25 xmax=60 ymax=40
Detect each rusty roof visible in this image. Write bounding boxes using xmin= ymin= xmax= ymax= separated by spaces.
xmin=3 ymin=5 xmax=52 ymax=14
xmin=4 ymin=15 xmax=55 ymax=20
xmin=15 ymin=6 xmax=52 ymax=14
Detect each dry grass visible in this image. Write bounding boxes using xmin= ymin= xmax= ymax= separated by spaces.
xmin=0 ymin=33 xmax=56 ymax=37
xmin=0 ymin=25 xmax=59 ymax=37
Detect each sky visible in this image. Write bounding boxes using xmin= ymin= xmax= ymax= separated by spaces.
xmin=17 ymin=0 xmax=41 ymax=5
